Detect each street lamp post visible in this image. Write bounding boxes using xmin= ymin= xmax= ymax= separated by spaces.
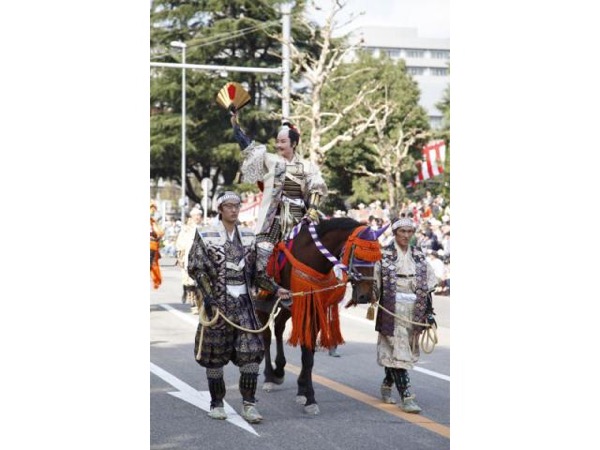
xmin=170 ymin=40 xmax=187 ymax=224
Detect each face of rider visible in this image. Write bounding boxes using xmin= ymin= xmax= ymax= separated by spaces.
xmin=276 ymin=128 xmax=295 ymax=161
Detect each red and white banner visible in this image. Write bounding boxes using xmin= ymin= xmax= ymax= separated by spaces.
xmin=409 ymin=140 xmax=446 ymax=186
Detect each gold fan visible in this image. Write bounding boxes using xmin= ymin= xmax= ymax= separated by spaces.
xmin=216 ymin=82 xmax=251 ymax=113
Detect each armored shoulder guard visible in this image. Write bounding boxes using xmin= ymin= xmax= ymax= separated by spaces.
xmin=197 ymin=225 xmax=227 ymax=247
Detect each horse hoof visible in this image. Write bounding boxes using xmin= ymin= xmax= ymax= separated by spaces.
xmin=272 ymin=377 xmax=284 ymax=385
xmin=295 ymin=395 xmax=307 ymax=405
xmin=263 ymin=382 xmax=274 ymax=392
xmin=304 ymin=404 xmax=320 ymax=415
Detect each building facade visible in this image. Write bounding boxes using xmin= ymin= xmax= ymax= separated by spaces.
xmin=351 ymin=26 xmax=450 ymax=129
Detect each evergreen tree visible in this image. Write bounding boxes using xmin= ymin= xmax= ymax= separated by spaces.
xmin=150 ymin=0 xmax=303 ymax=205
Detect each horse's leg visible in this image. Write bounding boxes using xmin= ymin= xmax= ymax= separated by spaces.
xmin=296 ymin=345 xmax=319 ymax=415
xmin=272 ymin=308 xmax=291 ymax=382
xmin=295 ymin=345 xmax=308 ymax=404
xmin=256 ymin=309 xmax=277 ymax=392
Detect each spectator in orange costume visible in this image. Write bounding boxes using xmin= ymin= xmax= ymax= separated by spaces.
xmin=150 ymin=201 xmax=165 ymax=289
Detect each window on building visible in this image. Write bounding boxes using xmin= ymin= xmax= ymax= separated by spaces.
xmin=387 ymin=49 xmax=401 ymax=58
xmin=431 ymin=68 xmax=448 ymax=76
xmin=431 ymin=50 xmax=450 ymax=59
xmin=407 ymin=67 xmax=425 ymax=76
xmin=406 ymin=49 xmax=425 ymax=58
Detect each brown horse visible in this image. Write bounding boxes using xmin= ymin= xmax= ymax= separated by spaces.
xmin=255 ymin=217 xmax=385 ymax=415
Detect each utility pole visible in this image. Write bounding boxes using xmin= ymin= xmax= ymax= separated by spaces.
xmin=169 ymin=41 xmax=187 ymax=224
xmin=281 ymin=2 xmax=292 ymax=121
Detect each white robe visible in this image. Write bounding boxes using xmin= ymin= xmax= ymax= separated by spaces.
xmin=240 ymin=141 xmax=327 ymax=235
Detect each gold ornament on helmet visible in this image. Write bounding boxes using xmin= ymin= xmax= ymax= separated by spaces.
xmin=216 ymin=82 xmax=251 ymax=114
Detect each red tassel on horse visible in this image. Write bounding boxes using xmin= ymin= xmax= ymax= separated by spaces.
xmin=286 ymin=262 xmax=346 ymax=351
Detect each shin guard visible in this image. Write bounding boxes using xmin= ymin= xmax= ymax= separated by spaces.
xmin=206 ymin=367 xmax=226 ymax=408
xmin=383 ymin=367 xmax=394 ymax=387
xmin=239 ymin=363 xmax=259 ymax=404
xmin=391 ymin=368 xmax=413 ymax=399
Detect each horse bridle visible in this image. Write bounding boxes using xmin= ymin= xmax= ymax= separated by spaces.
xmin=305 ymin=222 xmax=379 ymax=284
xmin=345 ymin=243 xmax=378 ymax=284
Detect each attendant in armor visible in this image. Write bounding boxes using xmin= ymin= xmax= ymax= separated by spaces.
xmin=230 ymin=111 xmax=328 ymax=298
xmin=187 ymin=191 xmax=265 ymax=424
xmin=175 ymin=207 xmax=203 ymax=313
xmin=150 ymin=201 xmax=164 ymax=289
xmin=373 ymin=217 xmax=438 ymax=413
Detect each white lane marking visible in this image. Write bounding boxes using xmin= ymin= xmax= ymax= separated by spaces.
xmin=413 ymin=366 xmax=450 ymax=381
xmin=160 ymin=303 xmax=198 ymax=326
xmin=150 ymin=362 xmax=259 ymax=436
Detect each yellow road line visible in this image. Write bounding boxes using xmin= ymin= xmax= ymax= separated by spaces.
xmin=285 ymin=363 xmax=450 ymax=439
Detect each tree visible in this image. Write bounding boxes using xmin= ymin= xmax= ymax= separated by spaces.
xmin=150 ymin=0 xmax=294 ymax=205
xmin=322 ymin=52 xmax=430 ymax=213
xmin=150 ymin=0 xmax=450 ymax=215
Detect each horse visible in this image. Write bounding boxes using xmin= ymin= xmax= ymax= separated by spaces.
xmin=255 ymin=217 xmax=386 ymax=415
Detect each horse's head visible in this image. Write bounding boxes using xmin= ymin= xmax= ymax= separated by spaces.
xmin=344 ymin=224 xmax=387 ymax=304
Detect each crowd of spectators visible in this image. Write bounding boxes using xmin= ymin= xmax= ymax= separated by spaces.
xmin=160 ymin=218 xmax=181 ymax=258
xmin=153 ymin=190 xmax=450 ymax=296
xmin=332 ymin=191 xmax=450 ymax=296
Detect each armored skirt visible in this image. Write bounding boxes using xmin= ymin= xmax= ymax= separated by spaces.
xmin=376 ymin=293 xmax=420 ymax=370
xmin=194 ymin=292 xmax=264 ymax=369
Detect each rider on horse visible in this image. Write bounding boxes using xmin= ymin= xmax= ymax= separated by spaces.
xmin=230 ymin=110 xmax=328 ymax=303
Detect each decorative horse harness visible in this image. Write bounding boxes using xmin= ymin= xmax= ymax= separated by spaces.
xmin=267 ymin=222 xmax=383 ymax=350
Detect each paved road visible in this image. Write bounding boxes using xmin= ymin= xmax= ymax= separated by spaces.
xmin=151 ymin=259 xmax=450 ymax=450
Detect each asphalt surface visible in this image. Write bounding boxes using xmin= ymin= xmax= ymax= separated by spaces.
xmin=151 ymin=256 xmax=450 ymax=450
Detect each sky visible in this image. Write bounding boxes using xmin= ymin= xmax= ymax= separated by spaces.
xmin=310 ymin=0 xmax=449 ymax=39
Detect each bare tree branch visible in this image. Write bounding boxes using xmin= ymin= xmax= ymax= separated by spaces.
xmin=350 ymin=164 xmax=386 ymax=179
xmin=282 ymin=0 xmax=378 ymax=165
